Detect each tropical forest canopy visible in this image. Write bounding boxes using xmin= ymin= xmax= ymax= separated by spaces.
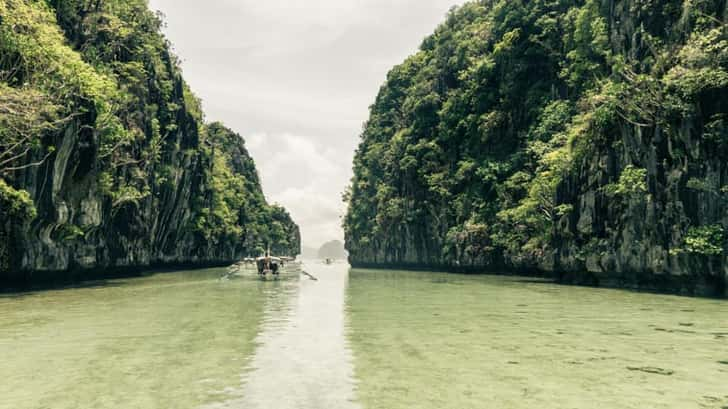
xmin=0 ymin=0 xmax=299 ymax=280
xmin=345 ymin=0 xmax=727 ymax=291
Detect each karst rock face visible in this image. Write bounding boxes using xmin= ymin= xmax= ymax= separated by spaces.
xmin=344 ymin=0 xmax=728 ymax=296
xmin=0 ymin=0 xmax=299 ymax=285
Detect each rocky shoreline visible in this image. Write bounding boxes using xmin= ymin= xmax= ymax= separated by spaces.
xmin=348 ymin=261 xmax=727 ymax=298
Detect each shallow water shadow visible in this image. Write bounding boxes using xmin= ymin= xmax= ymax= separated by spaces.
xmin=0 ymin=280 xmax=125 ymax=298
xmin=511 ymin=278 xmax=557 ymax=284
xmin=0 ymin=261 xmax=235 ymax=296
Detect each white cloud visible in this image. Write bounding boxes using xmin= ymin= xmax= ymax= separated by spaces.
xmin=245 ymin=132 xmax=351 ymax=247
xmin=149 ymin=0 xmax=466 ymax=248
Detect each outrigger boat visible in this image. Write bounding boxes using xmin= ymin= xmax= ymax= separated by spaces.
xmin=225 ymin=250 xmax=314 ymax=280
xmin=256 ymin=254 xmax=282 ymax=276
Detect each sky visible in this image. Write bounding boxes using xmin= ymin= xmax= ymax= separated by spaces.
xmin=148 ymin=0 xmax=465 ymax=249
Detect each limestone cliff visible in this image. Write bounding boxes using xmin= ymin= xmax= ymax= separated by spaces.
xmin=0 ymin=0 xmax=299 ymax=286
xmin=345 ymin=0 xmax=728 ymax=296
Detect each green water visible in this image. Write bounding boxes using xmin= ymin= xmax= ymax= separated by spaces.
xmin=346 ymin=269 xmax=728 ymax=409
xmin=0 ymin=268 xmax=290 ymax=409
xmin=1 ymin=265 xmax=727 ymax=408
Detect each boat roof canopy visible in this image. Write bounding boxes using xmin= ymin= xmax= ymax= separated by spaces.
xmin=256 ymin=256 xmax=282 ymax=262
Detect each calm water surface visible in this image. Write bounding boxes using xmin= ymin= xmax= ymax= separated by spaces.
xmin=346 ymin=269 xmax=728 ymax=409
xmin=1 ymin=264 xmax=727 ymax=408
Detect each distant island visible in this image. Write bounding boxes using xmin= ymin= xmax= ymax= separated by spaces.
xmin=317 ymin=240 xmax=348 ymax=260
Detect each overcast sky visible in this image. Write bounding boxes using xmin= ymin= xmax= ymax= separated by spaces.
xmin=148 ymin=0 xmax=465 ymax=249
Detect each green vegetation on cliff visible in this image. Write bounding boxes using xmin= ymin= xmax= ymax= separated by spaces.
xmin=345 ymin=0 xmax=727 ymax=294
xmin=0 ymin=0 xmax=299 ymax=281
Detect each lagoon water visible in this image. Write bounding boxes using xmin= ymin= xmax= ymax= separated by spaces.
xmin=1 ymin=263 xmax=727 ymax=408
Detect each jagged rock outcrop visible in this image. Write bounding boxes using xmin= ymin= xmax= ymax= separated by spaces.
xmin=0 ymin=0 xmax=299 ymax=286
xmin=344 ymin=0 xmax=727 ymax=296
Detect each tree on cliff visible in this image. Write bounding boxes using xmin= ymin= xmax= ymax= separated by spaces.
xmin=344 ymin=0 xmax=727 ymax=289
xmin=0 ymin=0 xmax=300 ymax=280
